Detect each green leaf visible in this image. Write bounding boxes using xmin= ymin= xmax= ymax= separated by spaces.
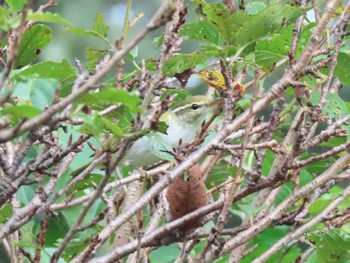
xmin=0 ymin=204 xmax=12 ymax=224
xmin=101 ymin=116 xmax=123 ymax=137
xmin=0 ymin=105 xmax=42 ymax=119
xmin=77 ymin=88 xmax=141 ymax=112
xmin=200 ymin=44 xmax=236 ymax=58
xmin=319 ymin=136 xmax=346 ymax=147
xmin=308 ymin=196 xmax=333 ymax=217
xmin=194 ymin=1 xmax=303 ymax=51
xmin=307 ymin=247 xmax=350 ymax=263
xmin=306 ymin=229 xmax=350 ymax=250
xmin=235 ymin=97 xmax=251 ymax=112
xmin=299 ymin=169 xmax=314 ymax=187
xmin=156 ymin=121 xmax=168 ymax=134
xmin=255 ymin=26 xmax=292 ymax=70
xmin=0 ymin=7 xmax=16 ymax=31
xmin=12 ymin=78 xmax=59 ymax=110
xmin=262 ymin=150 xmax=275 ymax=177
xmin=236 ymin=203 xmax=268 ymax=223
xmin=159 ymin=89 xmax=190 ymax=105
xmin=129 ymin=46 xmax=138 ymax=60
xmin=255 ymin=50 xmax=285 ymax=69
xmin=5 ymin=0 xmax=26 ymax=12
xmin=65 ymin=14 xmax=110 ymax=45
xmin=68 ymin=174 xmax=104 ymax=194
xmin=275 ymin=182 xmax=293 ymax=205
xmin=10 ymin=59 xmax=77 ymax=91
xmin=65 ymin=27 xmax=97 ymax=37
xmin=149 ymin=243 xmax=180 ymax=263
xmin=242 ymin=226 xmax=301 ymax=263
xmin=45 ymin=213 xmax=70 ymax=247
xmin=245 ymin=2 xmax=266 ymax=15
xmin=78 ymin=114 xmax=105 ymax=139
xmin=62 ymin=238 xmax=91 ymax=261
xmin=334 ymin=52 xmax=350 ymax=85
xmin=235 ymin=5 xmax=303 ymax=48
xmin=179 ymin=20 xmax=221 ymax=44
xmin=162 ymin=52 xmax=206 ymax=76
xmin=15 ymin=24 xmax=52 ymax=68
xmin=308 ymin=187 xmax=344 ymax=217
xmin=85 ymin=48 xmax=107 ymax=71
xmin=305 ymin=157 xmax=336 ymax=174
xmin=17 ymin=185 xmax=35 ymax=205
xmin=107 ymin=106 xmax=133 ymax=131
xmin=153 ymin=33 xmax=164 ymax=48
xmin=56 ymin=130 xmax=99 ymax=171
xmin=310 ymin=92 xmax=349 ymax=119
xmin=79 ymin=113 xmax=123 ymax=139
xmin=206 ymin=161 xmax=237 ymax=189
xmin=142 ymin=58 xmax=157 ymax=71
xmin=27 ymin=11 xmax=72 ymax=26
xmin=93 ymin=13 xmax=109 ymax=37
xmin=300 ymin=74 xmax=318 ymax=89
xmin=196 ymin=1 xmax=246 ymax=45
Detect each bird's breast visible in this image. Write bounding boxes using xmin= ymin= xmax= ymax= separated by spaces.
xmin=163 ymin=121 xmax=198 ymax=146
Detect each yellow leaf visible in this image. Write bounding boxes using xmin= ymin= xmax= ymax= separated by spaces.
xmin=199 ymin=69 xmax=246 ymax=96
xmin=199 ymin=70 xmax=226 ymax=89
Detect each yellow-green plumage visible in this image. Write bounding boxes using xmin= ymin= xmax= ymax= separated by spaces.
xmin=123 ymin=95 xmax=218 ymax=168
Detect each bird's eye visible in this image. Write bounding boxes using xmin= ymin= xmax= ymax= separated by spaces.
xmin=191 ymin=104 xmax=199 ymax=110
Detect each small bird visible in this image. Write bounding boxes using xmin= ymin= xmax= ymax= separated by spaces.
xmin=122 ymin=95 xmax=223 ymax=168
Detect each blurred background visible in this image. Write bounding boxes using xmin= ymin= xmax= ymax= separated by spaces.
xmin=36 ymin=0 xmax=202 ymax=63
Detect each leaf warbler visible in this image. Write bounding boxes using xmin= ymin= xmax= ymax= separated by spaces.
xmin=122 ymin=95 xmax=223 ymax=168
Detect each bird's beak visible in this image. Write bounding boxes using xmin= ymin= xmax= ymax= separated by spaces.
xmin=207 ymin=97 xmax=224 ymax=107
